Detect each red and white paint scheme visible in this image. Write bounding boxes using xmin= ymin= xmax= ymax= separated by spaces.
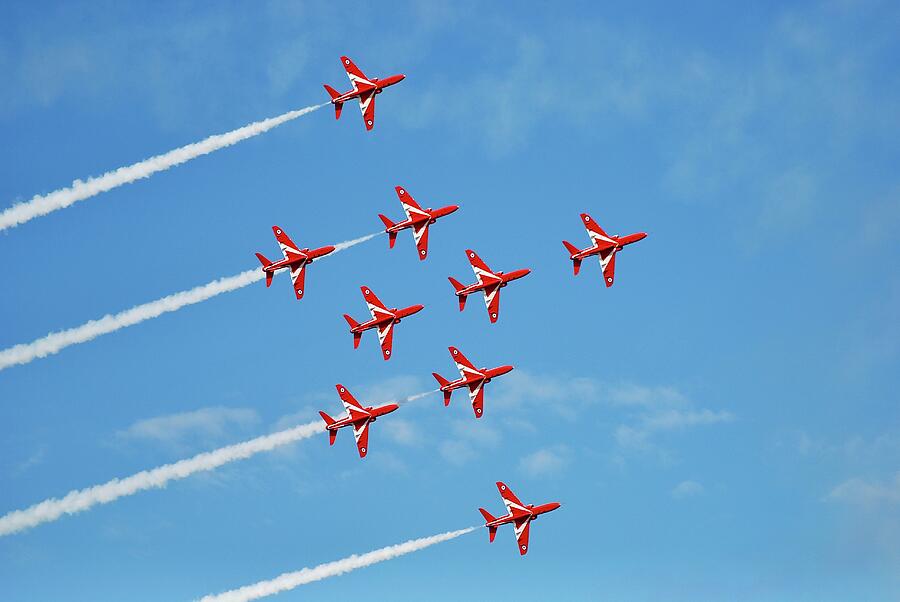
xmin=343 ymin=286 xmax=424 ymax=360
xmin=479 ymin=481 xmax=561 ymax=556
xmin=562 ymin=213 xmax=647 ymax=287
xmin=323 ymin=56 xmax=405 ymax=131
xmin=432 ymin=346 xmax=513 ymax=418
xmin=319 ymin=384 xmax=399 ymax=458
xmin=378 ymin=186 xmax=459 ymax=260
xmin=448 ymin=249 xmax=531 ymax=324
xmin=255 ymin=226 xmax=335 ymax=300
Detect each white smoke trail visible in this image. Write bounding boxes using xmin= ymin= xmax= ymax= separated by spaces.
xmin=0 ymin=232 xmax=379 ymax=371
xmin=0 ymin=420 xmax=325 ymax=537
xmin=0 ymin=387 xmax=431 ymax=536
xmin=198 ymin=527 xmax=477 ymax=602
xmin=0 ymin=103 xmax=328 ymax=231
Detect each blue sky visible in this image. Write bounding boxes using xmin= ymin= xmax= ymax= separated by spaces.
xmin=1 ymin=1 xmax=899 ymax=600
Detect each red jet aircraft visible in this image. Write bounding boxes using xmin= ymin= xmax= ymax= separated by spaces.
xmin=324 ymin=56 xmax=405 ymax=131
xmin=319 ymin=384 xmax=399 ymax=458
xmin=432 ymin=346 xmax=513 ymax=418
xmin=479 ymin=481 xmax=561 ymax=556
xmin=378 ymin=186 xmax=459 ymax=260
xmin=255 ymin=226 xmax=335 ymax=300
xmin=562 ymin=213 xmax=647 ymax=287
xmin=343 ymin=286 xmax=424 ymax=360
xmin=448 ymin=250 xmax=530 ymax=323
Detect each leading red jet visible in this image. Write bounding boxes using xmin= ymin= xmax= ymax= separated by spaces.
xmin=448 ymin=250 xmax=530 ymax=323
xmin=323 ymin=56 xmax=405 ymax=131
xmin=319 ymin=384 xmax=399 ymax=458
xmin=343 ymin=286 xmax=424 ymax=360
xmin=255 ymin=226 xmax=335 ymax=299
xmin=378 ymin=186 xmax=459 ymax=260
xmin=479 ymin=481 xmax=561 ymax=556
xmin=432 ymin=346 xmax=513 ymax=418
xmin=562 ymin=213 xmax=647 ymax=287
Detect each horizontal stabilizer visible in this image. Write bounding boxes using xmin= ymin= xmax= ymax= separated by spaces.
xmin=378 ymin=214 xmax=395 ymax=229
xmin=319 ymin=411 xmax=335 ymax=427
xmin=255 ymin=252 xmax=271 ymax=267
xmin=343 ymin=314 xmax=359 ymax=329
xmin=562 ymin=240 xmax=580 ymax=256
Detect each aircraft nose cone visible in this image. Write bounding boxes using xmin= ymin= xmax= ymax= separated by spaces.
xmin=385 ymin=403 xmax=400 ymax=413
xmin=411 ymin=304 xmax=425 ymax=314
xmin=398 ymin=74 xmax=406 ymax=81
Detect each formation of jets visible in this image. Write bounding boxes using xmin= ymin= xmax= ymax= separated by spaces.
xmin=249 ymin=56 xmax=649 ymax=556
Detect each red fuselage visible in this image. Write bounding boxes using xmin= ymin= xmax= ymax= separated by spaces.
xmin=384 ymin=204 xmax=459 ymax=233
xmin=440 ymin=364 xmax=514 ymax=394
xmin=569 ymin=232 xmax=647 ymax=261
xmin=485 ymin=502 xmax=562 ymax=530
xmin=261 ymin=245 xmax=335 ymax=274
xmin=324 ymin=402 xmax=399 ymax=432
xmin=330 ymin=74 xmax=406 ymax=105
xmin=457 ymin=269 xmax=531 ymax=296
xmin=349 ymin=304 xmax=424 ymax=334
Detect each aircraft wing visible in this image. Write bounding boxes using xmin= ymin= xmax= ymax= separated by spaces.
xmin=289 ymin=262 xmax=306 ymax=299
xmin=273 ymin=226 xmax=302 ymax=259
xmin=468 ymin=380 xmax=485 ymax=418
xmin=496 ymin=481 xmax=529 ymax=516
xmin=483 ymin=283 xmax=501 ymax=323
xmin=340 ymin=56 xmax=374 ymax=91
xmin=581 ymin=213 xmax=616 ymax=248
xmin=412 ymin=222 xmax=430 ymax=260
xmin=358 ymin=90 xmax=376 ymax=131
xmin=352 ymin=418 xmax=371 ymax=458
xmin=377 ymin=321 xmax=394 ymax=360
xmin=336 ymin=385 xmax=370 ymax=421
xmin=514 ymin=517 xmax=531 ymax=555
xmin=395 ymin=186 xmax=425 ymax=220
xmin=361 ymin=286 xmax=390 ymax=320
xmin=465 ymin=249 xmax=498 ymax=285
xmin=449 ymin=347 xmax=479 ymax=378
xmin=600 ymin=248 xmax=616 ymax=288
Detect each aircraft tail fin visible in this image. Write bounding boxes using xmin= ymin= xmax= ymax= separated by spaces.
xmin=562 ymin=240 xmax=580 ymax=256
xmin=255 ymin=253 xmax=274 ymax=287
xmin=479 ymin=508 xmax=498 ymax=542
xmin=319 ymin=411 xmax=338 ymax=445
xmin=323 ymin=85 xmax=343 ymax=119
xmin=432 ymin=373 xmax=453 ymax=406
xmin=378 ymin=214 xmax=395 ymax=229
xmin=343 ymin=315 xmax=363 ymax=348
xmin=378 ymin=215 xmax=398 ymax=248
xmin=448 ymin=277 xmax=467 ymax=311
xmin=562 ymin=242 xmax=582 ymax=275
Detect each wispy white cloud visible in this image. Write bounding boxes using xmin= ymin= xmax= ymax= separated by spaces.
xmin=519 ymin=445 xmax=571 ymax=477
xmin=671 ymin=480 xmax=704 ymax=499
xmin=116 ymin=406 xmax=260 ymax=450
xmin=439 ymin=419 xmax=502 ymax=466
xmin=382 ymin=418 xmax=422 ymax=448
xmin=826 ymin=473 xmax=900 ymax=506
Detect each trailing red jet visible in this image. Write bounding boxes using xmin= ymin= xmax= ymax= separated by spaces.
xmin=479 ymin=481 xmax=561 ymax=556
xmin=432 ymin=346 xmax=513 ymax=418
xmin=255 ymin=226 xmax=335 ymax=300
xmin=343 ymin=286 xmax=424 ymax=360
xmin=562 ymin=213 xmax=647 ymax=287
xmin=378 ymin=186 xmax=459 ymax=260
xmin=323 ymin=56 xmax=405 ymax=131
xmin=319 ymin=384 xmax=399 ymax=458
xmin=448 ymin=250 xmax=530 ymax=323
